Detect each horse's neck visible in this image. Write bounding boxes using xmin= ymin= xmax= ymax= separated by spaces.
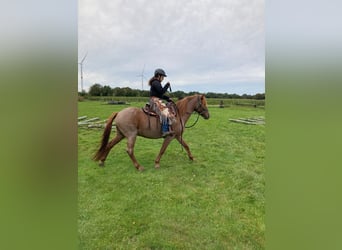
xmin=177 ymin=97 xmax=197 ymax=125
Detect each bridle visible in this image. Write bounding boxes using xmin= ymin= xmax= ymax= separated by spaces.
xmin=185 ymin=95 xmax=208 ymax=128
xmin=193 ymin=95 xmax=208 ymax=116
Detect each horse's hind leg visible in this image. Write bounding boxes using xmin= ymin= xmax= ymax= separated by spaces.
xmin=98 ymin=133 xmax=124 ymax=166
xmin=126 ymin=136 xmax=144 ymax=171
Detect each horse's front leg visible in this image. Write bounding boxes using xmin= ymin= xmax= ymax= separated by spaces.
xmin=175 ymin=135 xmax=194 ymax=161
xmin=154 ymin=136 xmax=174 ymax=169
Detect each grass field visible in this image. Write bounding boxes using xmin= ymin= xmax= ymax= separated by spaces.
xmin=78 ymin=99 xmax=265 ymax=249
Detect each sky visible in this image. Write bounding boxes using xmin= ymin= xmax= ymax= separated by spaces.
xmin=78 ymin=0 xmax=264 ymax=94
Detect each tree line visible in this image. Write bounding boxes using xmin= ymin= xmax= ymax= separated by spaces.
xmin=80 ymin=83 xmax=265 ymax=100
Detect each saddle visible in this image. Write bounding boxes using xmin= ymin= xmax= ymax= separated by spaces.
xmin=142 ymin=103 xmax=158 ymax=117
xmin=142 ymin=102 xmax=177 ymax=118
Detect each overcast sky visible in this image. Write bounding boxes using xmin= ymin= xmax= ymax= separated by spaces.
xmin=78 ymin=0 xmax=264 ymax=94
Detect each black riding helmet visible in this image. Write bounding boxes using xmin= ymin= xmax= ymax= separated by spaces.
xmin=154 ymin=68 xmax=167 ymax=77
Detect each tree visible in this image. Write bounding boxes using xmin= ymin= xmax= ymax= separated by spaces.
xmin=102 ymin=85 xmax=113 ymax=96
xmin=113 ymin=87 xmax=124 ymax=96
xmin=89 ymin=83 xmax=103 ymax=96
xmin=170 ymin=90 xmax=186 ymax=99
xmin=78 ymin=90 xmax=87 ymax=96
xmin=254 ymin=93 xmax=265 ymax=100
xmin=188 ymin=91 xmax=200 ymax=96
xmin=87 ymin=84 xmax=265 ymax=100
xmin=140 ymin=90 xmax=150 ymax=97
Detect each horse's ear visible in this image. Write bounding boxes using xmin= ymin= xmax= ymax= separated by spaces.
xmin=200 ymin=94 xmax=207 ymax=104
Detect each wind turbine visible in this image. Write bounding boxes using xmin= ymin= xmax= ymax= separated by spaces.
xmin=136 ymin=64 xmax=146 ymax=91
xmin=78 ymin=52 xmax=88 ymax=92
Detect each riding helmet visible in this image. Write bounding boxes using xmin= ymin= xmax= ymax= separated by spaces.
xmin=154 ymin=68 xmax=167 ymax=77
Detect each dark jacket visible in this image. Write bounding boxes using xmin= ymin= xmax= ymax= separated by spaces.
xmin=149 ymin=79 xmax=170 ymax=101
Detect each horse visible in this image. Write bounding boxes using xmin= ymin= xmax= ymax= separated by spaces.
xmin=93 ymin=94 xmax=210 ymax=171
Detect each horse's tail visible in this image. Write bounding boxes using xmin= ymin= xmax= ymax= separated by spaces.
xmin=93 ymin=112 xmax=118 ymax=161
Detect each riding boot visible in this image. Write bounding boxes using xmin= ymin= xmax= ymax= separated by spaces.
xmin=161 ymin=121 xmax=174 ymax=138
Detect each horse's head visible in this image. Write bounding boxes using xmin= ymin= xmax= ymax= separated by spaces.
xmin=194 ymin=95 xmax=210 ymax=119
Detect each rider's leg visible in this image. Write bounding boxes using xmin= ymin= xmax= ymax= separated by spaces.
xmin=161 ymin=117 xmax=173 ymax=137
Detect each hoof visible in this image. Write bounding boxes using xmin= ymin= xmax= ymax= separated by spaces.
xmin=189 ymin=156 xmax=194 ymax=161
xmin=155 ymin=163 xmax=160 ymax=169
xmin=98 ymin=161 xmax=105 ymax=167
xmin=137 ymin=166 xmax=145 ymax=171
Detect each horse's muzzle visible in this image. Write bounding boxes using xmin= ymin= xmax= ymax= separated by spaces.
xmin=202 ymin=112 xmax=210 ymax=119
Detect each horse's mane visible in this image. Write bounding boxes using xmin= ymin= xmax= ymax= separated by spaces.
xmin=176 ymin=96 xmax=189 ymax=110
xmin=201 ymin=95 xmax=207 ymax=106
xmin=176 ymin=94 xmax=205 ymax=114
xmin=176 ymin=95 xmax=194 ymax=113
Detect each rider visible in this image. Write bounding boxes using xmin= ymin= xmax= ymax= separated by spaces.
xmin=148 ymin=68 xmax=174 ymax=137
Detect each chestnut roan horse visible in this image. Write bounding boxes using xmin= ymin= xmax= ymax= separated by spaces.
xmin=93 ymin=94 xmax=210 ymax=171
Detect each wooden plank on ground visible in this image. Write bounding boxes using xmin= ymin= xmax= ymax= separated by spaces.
xmin=229 ymin=117 xmax=265 ymax=125
xmin=84 ymin=117 xmax=100 ymax=123
xmin=78 ymin=116 xmax=87 ymax=120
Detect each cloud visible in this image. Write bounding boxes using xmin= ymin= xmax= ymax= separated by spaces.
xmin=79 ymin=0 xmax=264 ymax=94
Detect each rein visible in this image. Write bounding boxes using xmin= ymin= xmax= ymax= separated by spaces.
xmin=185 ymin=112 xmax=200 ymax=128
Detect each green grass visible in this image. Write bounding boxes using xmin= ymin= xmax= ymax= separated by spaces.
xmin=78 ymin=100 xmax=265 ymax=249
